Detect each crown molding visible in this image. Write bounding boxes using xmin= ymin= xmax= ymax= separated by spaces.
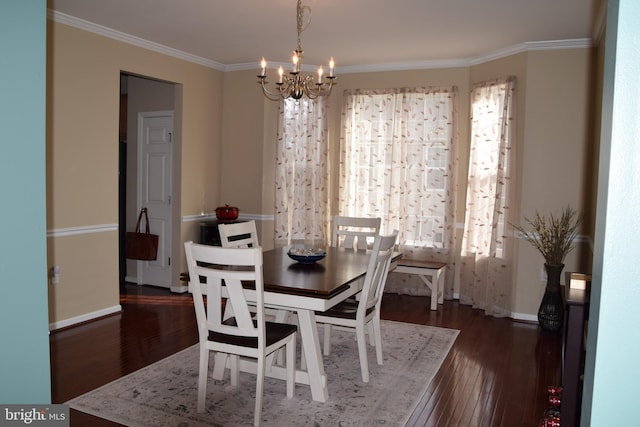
xmin=468 ymin=38 xmax=593 ymax=66
xmin=49 ymin=9 xmax=593 ymax=74
xmin=232 ymin=39 xmax=593 ymax=74
xmin=48 ymin=10 xmax=225 ymax=71
xmin=337 ymin=59 xmax=471 ymax=74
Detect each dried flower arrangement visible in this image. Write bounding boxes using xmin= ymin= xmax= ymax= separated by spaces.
xmin=512 ymin=206 xmax=581 ymax=265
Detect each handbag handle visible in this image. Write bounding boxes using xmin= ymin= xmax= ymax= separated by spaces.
xmin=135 ymin=208 xmax=151 ymax=234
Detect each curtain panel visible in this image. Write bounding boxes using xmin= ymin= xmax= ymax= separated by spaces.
xmin=459 ymin=77 xmax=517 ymax=317
xmin=339 ymin=87 xmax=459 ymax=298
xmin=274 ymin=97 xmax=330 ymax=247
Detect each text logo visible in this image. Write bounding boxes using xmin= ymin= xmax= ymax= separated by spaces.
xmin=1 ymin=405 xmax=69 ymax=426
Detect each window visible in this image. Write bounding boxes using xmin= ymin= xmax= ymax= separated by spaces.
xmin=459 ymin=77 xmax=516 ymax=316
xmin=274 ymin=97 xmax=329 ymax=246
xmin=339 ymin=88 xmax=457 ymax=249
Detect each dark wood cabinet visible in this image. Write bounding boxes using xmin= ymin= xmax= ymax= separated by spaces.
xmin=199 ymin=219 xmax=246 ymax=246
xmin=562 ymin=282 xmax=590 ymax=427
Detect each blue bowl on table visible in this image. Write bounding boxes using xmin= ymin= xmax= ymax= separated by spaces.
xmin=287 ymin=248 xmax=327 ymax=264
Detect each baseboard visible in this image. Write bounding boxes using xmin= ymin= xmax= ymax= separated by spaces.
xmin=170 ymin=284 xmax=188 ymax=293
xmin=511 ymin=312 xmax=538 ymax=323
xmin=126 ymin=275 xmax=186 ymax=293
xmin=49 ymin=305 xmax=122 ymax=331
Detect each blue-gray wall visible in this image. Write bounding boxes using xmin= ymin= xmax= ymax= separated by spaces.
xmin=0 ymin=0 xmax=51 ymax=403
xmin=582 ymin=0 xmax=640 ymax=424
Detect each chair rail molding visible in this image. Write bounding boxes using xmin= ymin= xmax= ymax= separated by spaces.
xmin=47 ymin=224 xmax=118 ymax=237
xmin=182 ymin=213 xmax=274 ymax=223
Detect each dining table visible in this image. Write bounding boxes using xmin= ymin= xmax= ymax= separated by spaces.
xmin=207 ymin=245 xmax=378 ymax=403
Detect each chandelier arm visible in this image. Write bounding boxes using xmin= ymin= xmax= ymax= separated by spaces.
xmin=259 ymin=79 xmax=288 ymax=101
xmin=304 ymin=78 xmax=335 ymax=98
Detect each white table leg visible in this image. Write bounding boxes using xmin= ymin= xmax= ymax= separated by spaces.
xmin=296 ymin=309 xmax=328 ymax=402
xmin=436 ymin=267 xmax=445 ymax=304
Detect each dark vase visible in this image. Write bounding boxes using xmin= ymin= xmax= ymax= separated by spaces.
xmin=537 ymin=263 xmax=565 ymax=333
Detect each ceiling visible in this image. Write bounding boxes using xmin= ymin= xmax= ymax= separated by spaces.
xmin=49 ymin=0 xmax=602 ymax=71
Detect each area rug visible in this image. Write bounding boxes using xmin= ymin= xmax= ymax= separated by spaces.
xmin=67 ymin=320 xmax=458 ymax=426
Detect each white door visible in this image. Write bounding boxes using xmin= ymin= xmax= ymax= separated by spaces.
xmin=138 ymin=111 xmax=173 ymax=288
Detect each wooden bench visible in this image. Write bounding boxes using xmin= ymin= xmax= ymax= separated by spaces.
xmin=391 ymin=259 xmax=446 ymax=311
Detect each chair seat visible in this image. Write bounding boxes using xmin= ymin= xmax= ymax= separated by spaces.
xmin=209 ymin=317 xmax=297 ymax=348
xmin=316 ymin=300 xmax=374 ymax=320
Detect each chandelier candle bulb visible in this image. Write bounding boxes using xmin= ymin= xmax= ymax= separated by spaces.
xmin=260 ymin=58 xmax=266 ymax=77
xmin=317 ymin=66 xmax=323 ymax=84
xmin=329 ymin=57 xmax=335 ymax=77
xmin=278 ymin=66 xmax=284 ymax=83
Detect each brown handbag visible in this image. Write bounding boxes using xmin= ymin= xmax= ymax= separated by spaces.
xmin=126 ymin=208 xmax=159 ymax=260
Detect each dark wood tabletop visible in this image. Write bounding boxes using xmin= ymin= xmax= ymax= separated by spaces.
xmin=262 ymin=246 xmax=371 ymax=298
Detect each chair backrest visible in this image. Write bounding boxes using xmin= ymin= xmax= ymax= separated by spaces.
xmin=184 ymin=241 xmax=265 ymax=345
xmin=218 ymin=220 xmax=259 ymax=248
xmin=357 ymin=230 xmax=398 ymax=318
xmin=331 ymin=215 xmax=382 ymax=250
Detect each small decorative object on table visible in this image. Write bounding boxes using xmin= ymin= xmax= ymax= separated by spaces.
xmin=287 ymin=247 xmax=327 ymax=264
xmin=215 ymin=204 xmax=239 ymax=221
xmin=512 ymin=206 xmax=581 ymax=333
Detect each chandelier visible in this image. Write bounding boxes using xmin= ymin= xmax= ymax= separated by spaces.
xmin=257 ymin=0 xmax=336 ymax=101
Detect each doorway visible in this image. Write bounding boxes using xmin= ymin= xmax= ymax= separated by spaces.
xmin=119 ymin=73 xmax=180 ymax=291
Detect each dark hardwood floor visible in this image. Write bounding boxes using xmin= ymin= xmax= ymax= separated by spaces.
xmin=50 ymin=284 xmax=561 ymax=426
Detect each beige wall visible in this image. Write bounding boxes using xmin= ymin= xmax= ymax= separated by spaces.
xmin=46 ymin=21 xmax=223 ymax=326
xmin=513 ymin=49 xmax=594 ymax=315
xmin=465 ymin=48 xmax=595 ymax=315
xmin=47 ymin=17 xmax=596 ymax=326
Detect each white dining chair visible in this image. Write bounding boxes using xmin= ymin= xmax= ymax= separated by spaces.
xmin=184 ymin=242 xmax=297 ymax=427
xmin=331 ymin=215 xmax=382 ymax=250
xmin=331 ymin=215 xmax=383 ymax=305
xmin=218 ymin=220 xmax=288 ymax=323
xmin=316 ymin=230 xmax=398 ymax=383
xmin=218 ymin=220 xmax=259 ymax=249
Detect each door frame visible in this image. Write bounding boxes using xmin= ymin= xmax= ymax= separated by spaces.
xmin=119 ymin=73 xmax=184 ymax=293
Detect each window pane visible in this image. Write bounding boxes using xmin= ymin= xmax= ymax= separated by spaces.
xmin=340 ymin=88 xmax=455 ymax=248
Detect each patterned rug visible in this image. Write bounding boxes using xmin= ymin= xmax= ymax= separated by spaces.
xmin=68 ymin=320 xmax=458 ymax=426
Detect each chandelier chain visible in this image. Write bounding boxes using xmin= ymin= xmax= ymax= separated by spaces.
xmin=296 ymin=0 xmax=311 ymax=52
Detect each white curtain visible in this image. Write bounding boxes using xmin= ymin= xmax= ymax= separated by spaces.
xmin=274 ymin=97 xmax=329 ymax=247
xmin=459 ymin=77 xmax=516 ymax=317
xmin=339 ymin=87 xmax=458 ymax=297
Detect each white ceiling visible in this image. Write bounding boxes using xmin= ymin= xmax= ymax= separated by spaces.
xmin=49 ymin=0 xmax=602 ymax=71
